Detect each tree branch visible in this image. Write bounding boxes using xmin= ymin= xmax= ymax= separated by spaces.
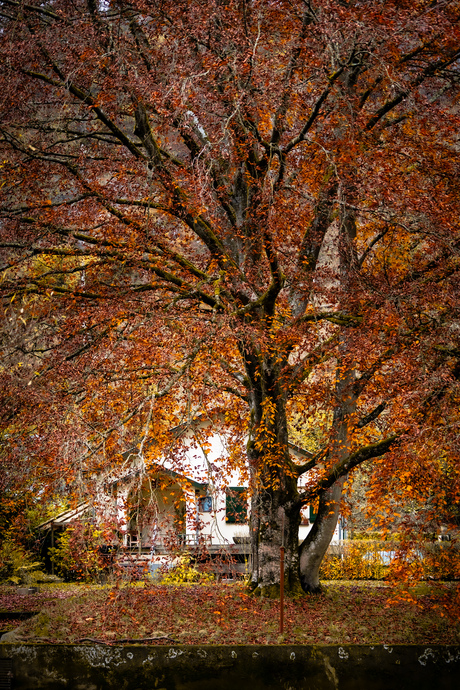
xmin=287 ymin=333 xmax=338 ymax=392
xmin=299 ymin=433 xmax=401 ymax=503
xmin=271 ymin=7 xmax=315 ymax=145
xmin=283 ymin=68 xmax=344 ymax=154
xmin=356 ymin=402 xmax=387 ymax=429
xmin=365 ymin=49 xmax=460 ymax=130
xmin=297 ymin=311 xmax=363 ymax=327
xmin=2 ymin=0 xmax=62 ymax=21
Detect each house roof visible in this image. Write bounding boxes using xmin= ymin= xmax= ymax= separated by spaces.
xmin=38 ymin=464 xmax=208 ymax=531
xmin=114 ymin=462 xmax=207 ymax=491
xmin=115 ymin=415 xmax=313 ymax=492
xmin=37 ymin=502 xmax=90 ymax=531
xmin=40 ymin=418 xmax=313 ymax=529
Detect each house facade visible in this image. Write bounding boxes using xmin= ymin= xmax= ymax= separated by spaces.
xmin=109 ymin=419 xmax=345 ymax=560
xmin=40 ymin=418 xmax=345 ymax=575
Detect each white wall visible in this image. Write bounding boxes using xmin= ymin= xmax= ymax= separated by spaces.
xmin=137 ymin=424 xmax=342 ymax=546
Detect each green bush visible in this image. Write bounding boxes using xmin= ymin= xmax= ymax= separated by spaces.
xmin=350 ymin=532 xmax=395 ymax=541
xmin=320 ymin=540 xmax=394 ymax=580
xmin=0 ymin=537 xmax=43 ymax=584
xmin=383 ymin=541 xmax=460 ymax=582
xmin=49 ymin=522 xmax=108 ymax=583
xmin=157 ymin=556 xmax=214 ymax=585
xmin=320 ymin=539 xmax=460 ymax=581
xmin=413 ymin=542 xmax=460 ymax=581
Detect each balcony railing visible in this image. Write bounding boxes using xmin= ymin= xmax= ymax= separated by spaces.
xmin=124 ymin=532 xmax=212 ymax=550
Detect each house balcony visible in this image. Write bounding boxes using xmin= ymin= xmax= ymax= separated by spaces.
xmin=123 ymin=531 xmax=250 ymax=556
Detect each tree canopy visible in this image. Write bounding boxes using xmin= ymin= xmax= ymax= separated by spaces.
xmin=1 ymin=0 xmax=459 ymax=594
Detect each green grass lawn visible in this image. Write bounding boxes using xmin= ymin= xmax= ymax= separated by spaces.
xmin=1 ymin=581 xmax=459 ymax=645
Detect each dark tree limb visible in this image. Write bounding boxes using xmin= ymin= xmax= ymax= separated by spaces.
xmin=357 ymin=402 xmax=387 ymax=429
xmin=299 ymin=433 xmax=401 ymax=504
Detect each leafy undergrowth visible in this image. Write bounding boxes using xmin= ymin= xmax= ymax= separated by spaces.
xmin=0 ymin=585 xmax=78 ymax=613
xmin=1 ymin=582 xmax=459 ymax=645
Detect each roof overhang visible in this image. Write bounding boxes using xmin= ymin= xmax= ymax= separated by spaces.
xmin=37 ymin=503 xmax=89 ymax=531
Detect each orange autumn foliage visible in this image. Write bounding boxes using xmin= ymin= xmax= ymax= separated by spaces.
xmin=0 ymin=0 xmax=459 ymax=596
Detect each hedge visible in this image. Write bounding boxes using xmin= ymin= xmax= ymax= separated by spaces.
xmin=319 ymin=539 xmax=460 ymax=580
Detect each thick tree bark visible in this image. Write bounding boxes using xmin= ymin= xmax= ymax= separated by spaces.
xmin=249 ymin=461 xmax=302 ymax=597
xmin=297 ymin=327 xmax=358 ymax=593
xmin=299 ymin=478 xmax=345 ymax=592
xmin=244 ymin=348 xmax=303 ymax=596
xmin=296 ymin=190 xmax=359 ymax=593
xmin=244 ymin=305 xmax=360 ymax=596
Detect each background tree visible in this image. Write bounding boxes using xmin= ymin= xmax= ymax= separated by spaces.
xmin=1 ymin=0 xmax=459 ymax=594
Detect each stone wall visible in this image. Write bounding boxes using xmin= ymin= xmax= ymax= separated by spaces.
xmin=0 ymin=644 xmax=459 ymax=689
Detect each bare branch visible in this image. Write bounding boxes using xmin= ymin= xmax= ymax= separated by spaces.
xmin=284 ymin=68 xmax=345 ymax=154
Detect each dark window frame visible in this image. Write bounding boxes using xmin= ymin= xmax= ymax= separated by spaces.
xmin=225 ymin=487 xmax=248 ymax=524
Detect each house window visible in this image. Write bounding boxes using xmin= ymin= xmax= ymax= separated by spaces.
xmin=198 ymin=496 xmax=213 ymax=513
xmin=309 ymin=505 xmax=317 ymax=523
xmin=225 ymin=488 xmax=248 ymax=524
xmin=126 ymin=533 xmax=139 ymax=547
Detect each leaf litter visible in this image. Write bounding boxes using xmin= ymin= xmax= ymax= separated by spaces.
xmin=1 ymin=582 xmax=459 ymax=645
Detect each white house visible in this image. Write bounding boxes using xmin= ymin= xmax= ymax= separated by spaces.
xmin=40 ymin=417 xmax=345 ymax=576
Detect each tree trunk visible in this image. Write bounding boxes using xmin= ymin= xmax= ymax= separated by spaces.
xmin=298 ymin=334 xmax=357 ymax=593
xmin=296 ymin=196 xmax=359 ymax=592
xmin=299 ymin=478 xmax=345 ymax=592
xmin=244 ymin=354 xmax=304 ymax=597
xmin=249 ymin=468 xmax=303 ymax=597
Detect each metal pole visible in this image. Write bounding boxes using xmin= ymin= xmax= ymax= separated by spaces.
xmin=51 ymin=523 xmax=55 ymax=576
xmin=280 ymin=545 xmax=285 ymax=634
xmin=280 ymin=513 xmax=285 ymax=634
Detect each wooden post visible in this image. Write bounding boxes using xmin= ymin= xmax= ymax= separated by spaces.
xmin=279 ymin=545 xmax=285 ymax=634
xmin=280 ymin=513 xmax=285 ymax=634
xmin=50 ymin=523 xmax=55 ymax=576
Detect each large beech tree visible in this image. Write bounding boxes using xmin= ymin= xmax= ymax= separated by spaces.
xmin=1 ymin=0 xmax=460 ymax=594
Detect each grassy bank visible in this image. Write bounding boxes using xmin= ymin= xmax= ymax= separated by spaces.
xmin=1 ymin=581 xmax=459 ymax=646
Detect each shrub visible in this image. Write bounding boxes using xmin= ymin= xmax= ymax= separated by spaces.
xmin=320 ymin=539 xmax=460 ymax=581
xmin=320 ymin=541 xmax=392 ymax=580
xmin=157 ymin=556 xmax=214 ymax=585
xmin=49 ymin=522 xmax=109 ymax=583
xmin=350 ymin=531 xmax=394 ymax=541
xmin=390 ymin=541 xmax=460 ymax=582
xmin=0 ymin=536 xmax=45 ymax=585
xmin=424 ymin=542 xmax=460 ymax=580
